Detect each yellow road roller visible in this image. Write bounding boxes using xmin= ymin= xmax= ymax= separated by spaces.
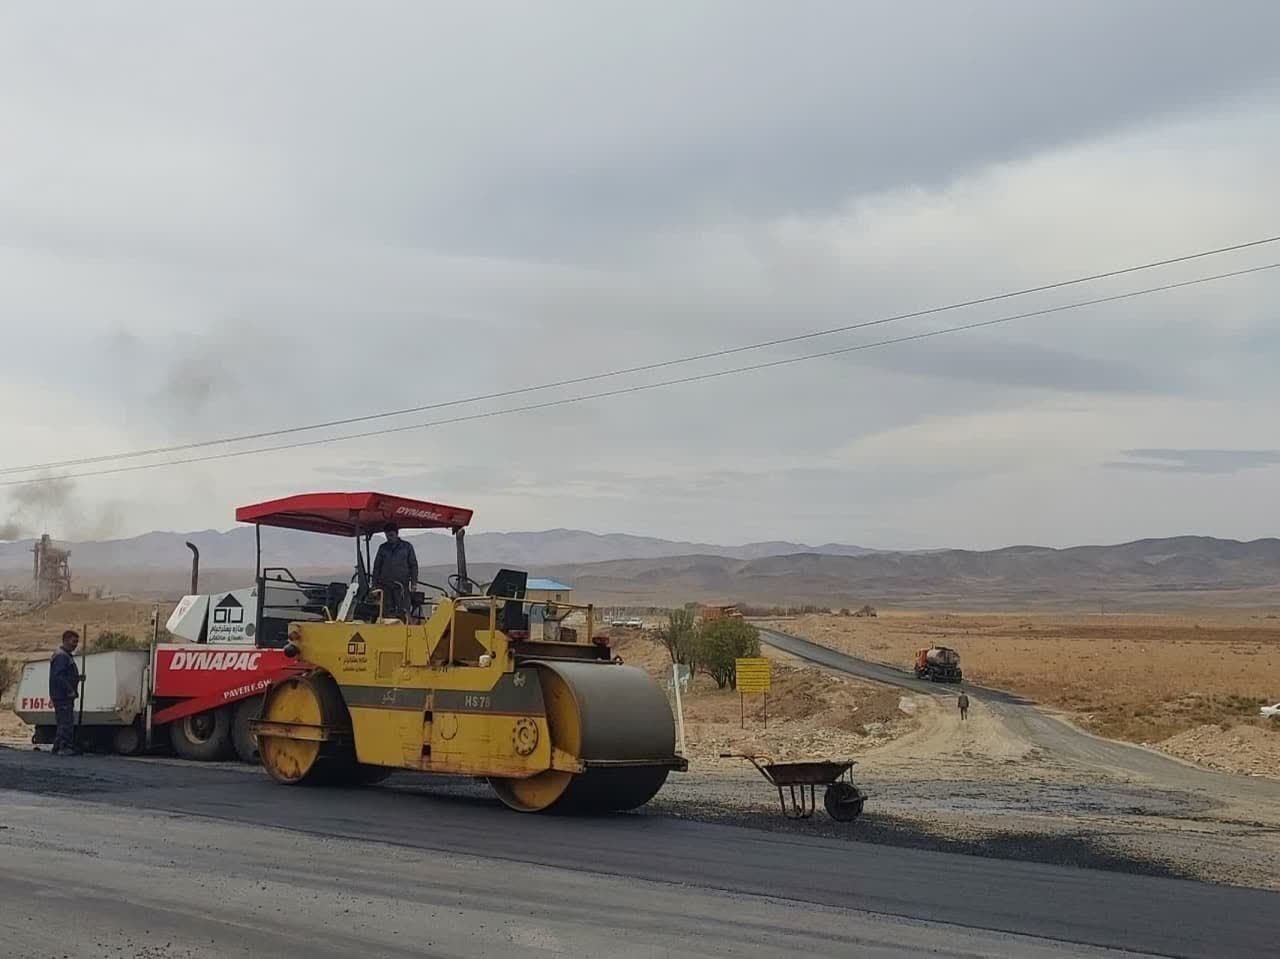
xmin=239 ymin=492 xmax=686 ymax=812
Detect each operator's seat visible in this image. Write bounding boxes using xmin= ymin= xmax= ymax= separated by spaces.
xmin=429 ymin=569 xmax=531 ymax=664
xmin=488 ymin=569 xmax=528 ymax=633
xmin=324 ymin=582 xmax=349 ymax=619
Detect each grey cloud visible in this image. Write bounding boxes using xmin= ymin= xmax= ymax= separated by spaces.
xmin=159 ymin=354 xmax=233 ymax=417
xmin=4 ymin=4 xmax=1280 ymax=260
xmin=4 ymin=476 xmax=124 ymax=540
xmin=340 ymin=5 xmax=1280 ymax=258
xmin=842 ymin=336 xmax=1183 ymax=395
xmin=1106 ymin=449 xmax=1280 ymax=474
xmin=1 ymin=3 xmax=1279 ymax=548
xmin=8 ymin=475 xmax=75 ymax=525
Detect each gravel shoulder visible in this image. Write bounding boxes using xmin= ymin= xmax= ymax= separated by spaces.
xmin=760 ymin=611 xmax=1280 ymax=771
xmin=751 ymin=625 xmax=1280 ymax=890
xmin=5 ymin=624 xmax=1277 ymax=892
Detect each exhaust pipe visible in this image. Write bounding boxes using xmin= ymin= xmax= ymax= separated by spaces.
xmin=185 ymin=541 xmax=200 ymax=594
xmin=454 ymin=527 xmax=470 ymax=594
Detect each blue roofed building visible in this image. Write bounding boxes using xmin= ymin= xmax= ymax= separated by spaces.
xmin=525 ymin=577 xmax=573 ymax=603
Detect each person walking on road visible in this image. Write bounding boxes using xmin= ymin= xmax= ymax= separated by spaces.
xmin=372 ymin=523 xmax=418 ymax=620
xmin=957 ymin=691 xmax=970 ymax=721
xmin=49 ymin=629 xmax=81 ymax=755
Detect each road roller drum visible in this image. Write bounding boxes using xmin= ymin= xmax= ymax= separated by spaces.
xmin=488 ymin=661 xmax=677 ymax=812
xmin=240 ymin=492 xmax=687 ymax=812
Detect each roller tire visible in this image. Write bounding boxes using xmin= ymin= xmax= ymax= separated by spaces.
xmin=555 ymin=766 xmax=670 ymax=813
xmin=231 ymin=696 xmax=263 ymax=764
xmin=258 ymin=672 xmax=357 ymax=786
xmin=112 ymin=724 xmax=143 ymax=756
xmin=490 ymin=661 xmax=679 ymax=813
xmin=353 ymin=764 xmax=393 ymax=785
xmin=824 ymin=782 xmax=865 ymax=822
xmin=169 ymin=708 xmax=234 ymax=761
xmin=321 ymin=761 xmax=393 ymax=786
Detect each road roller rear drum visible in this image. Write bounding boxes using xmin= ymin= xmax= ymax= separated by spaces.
xmin=489 ymin=661 xmax=677 ymax=813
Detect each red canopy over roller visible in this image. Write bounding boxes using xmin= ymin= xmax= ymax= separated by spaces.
xmin=235 ymin=492 xmax=473 ymax=537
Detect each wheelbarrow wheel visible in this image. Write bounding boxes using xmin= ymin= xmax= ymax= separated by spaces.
xmin=824 ymin=782 xmax=865 ymax=822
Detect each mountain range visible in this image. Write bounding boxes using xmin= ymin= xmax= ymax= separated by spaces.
xmin=0 ymin=526 xmax=876 ymax=572
xmin=3 ymin=529 xmax=1278 ymax=609
xmin=524 ymin=536 xmax=1280 ymax=608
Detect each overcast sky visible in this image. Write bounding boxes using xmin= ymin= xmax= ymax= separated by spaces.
xmin=2 ymin=1 xmax=1279 ymax=549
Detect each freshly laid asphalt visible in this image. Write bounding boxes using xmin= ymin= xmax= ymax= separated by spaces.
xmin=2 ymin=745 xmax=1279 ymax=957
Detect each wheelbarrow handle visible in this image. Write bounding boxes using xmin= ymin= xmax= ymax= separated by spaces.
xmin=719 ymin=752 xmax=776 ymax=778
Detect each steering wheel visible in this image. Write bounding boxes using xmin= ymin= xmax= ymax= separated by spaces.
xmin=449 ymin=573 xmax=492 ymax=596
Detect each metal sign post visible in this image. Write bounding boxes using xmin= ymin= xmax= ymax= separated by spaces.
xmin=671 ymin=662 xmax=688 ymax=756
xmin=735 ymin=657 xmax=771 ymax=729
xmin=76 ymin=620 xmax=88 ymax=744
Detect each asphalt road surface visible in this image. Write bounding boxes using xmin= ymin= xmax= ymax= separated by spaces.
xmin=3 ymin=748 xmax=1279 ymax=958
xmin=757 ymin=626 xmax=1280 ymax=803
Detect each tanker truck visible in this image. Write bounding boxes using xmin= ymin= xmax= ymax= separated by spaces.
xmin=914 ymin=645 xmax=962 ymax=682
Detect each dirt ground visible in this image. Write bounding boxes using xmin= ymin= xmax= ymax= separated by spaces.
xmin=1155 ymin=722 xmax=1280 ymax=777
xmin=605 ymin=628 xmax=1280 ymax=889
xmin=763 ymin=611 xmax=1280 ymax=771
xmin=0 ymin=697 xmax=26 ymax=743
xmin=0 ymin=598 xmax=174 ymax=746
xmin=652 ymin=682 xmax=1280 ymax=891
xmin=4 ymin=601 xmax=1278 ymax=889
xmin=0 ymin=598 xmax=165 ymax=659
xmin=609 ymin=629 xmax=915 ymax=768
xmin=0 ymin=600 xmax=924 ymax=762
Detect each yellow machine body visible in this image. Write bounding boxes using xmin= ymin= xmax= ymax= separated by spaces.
xmin=254 ymin=597 xmax=684 ymax=812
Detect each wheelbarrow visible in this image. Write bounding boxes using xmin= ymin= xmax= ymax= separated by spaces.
xmin=721 ymin=753 xmax=867 ymax=821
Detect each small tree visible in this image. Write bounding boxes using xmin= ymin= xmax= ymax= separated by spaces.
xmin=0 ymin=656 xmax=15 ymax=699
xmin=658 ymin=608 xmax=699 ymax=669
xmin=695 ymin=618 xmax=761 ymax=690
xmin=94 ymin=630 xmax=146 ymax=651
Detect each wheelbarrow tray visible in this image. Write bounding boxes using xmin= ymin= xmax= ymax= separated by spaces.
xmin=755 ymin=759 xmax=853 ymax=786
xmin=722 ymin=754 xmax=866 ymax=821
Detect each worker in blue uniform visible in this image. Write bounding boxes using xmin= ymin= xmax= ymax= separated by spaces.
xmin=49 ymin=629 xmax=81 ymax=754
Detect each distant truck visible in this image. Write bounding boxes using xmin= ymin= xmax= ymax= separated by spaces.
xmin=700 ymin=603 xmax=742 ymax=622
xmin=914 ymin=645 xmax=962 ymax=683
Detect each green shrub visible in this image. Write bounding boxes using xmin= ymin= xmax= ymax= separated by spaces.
xmin=0 ymin=656 xmax=14 ymax=698
xmin=695 ymin=618 xmax=761 ymax=690
xmin=658 ymin=609 xmax=699 ymax=669
xmin=93 ymin=630 xmax=146 ymax=651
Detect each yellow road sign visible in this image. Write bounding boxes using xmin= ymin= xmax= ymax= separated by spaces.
xmin=735 ymin=657 xmax=771 ymax=693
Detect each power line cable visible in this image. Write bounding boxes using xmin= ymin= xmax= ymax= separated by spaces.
xmin=3 ymin=233 xmax=1277 ymax=478
xmin=4 ymin=259 xmax=1274 ymax=489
